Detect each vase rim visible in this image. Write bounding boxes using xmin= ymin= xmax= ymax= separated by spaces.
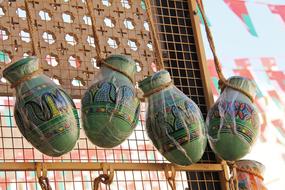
xmin=236 ymin=159 xmax=264 ymax=165
xmin=3 ymin=56 xmax=38 ymax=78
xmin=104 ymin=54 xmax=136 ymax=81
xmin=138 ymin=70 xmax=170 ymax=87
xmin=236 ymin=159 xmax=265 ymax=171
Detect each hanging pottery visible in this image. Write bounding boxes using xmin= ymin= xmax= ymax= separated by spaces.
xmin=206 ymin=76 xmax=260 ymax=161
xmin=3 ymin=56 xmax=80 ymax=157
xmin=236 ymin=160 xmax=267 ymax=190
xmin=139 ymin=70 xmax=206 ymax=166
xmin=81 ymin=54 xmax=140 ymax=148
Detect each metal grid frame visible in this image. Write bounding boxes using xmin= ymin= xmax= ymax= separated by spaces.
xmin=150 ymin=0 xmax=226 ymax=190
xmin=0 ymin=0 xmax=229 ymax=190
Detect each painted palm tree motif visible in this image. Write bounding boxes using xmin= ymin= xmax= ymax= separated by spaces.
xmin=24 ymin=89 xmax=71 ymax=126
xmin=93 ymin=82 xmax=116 ymax=103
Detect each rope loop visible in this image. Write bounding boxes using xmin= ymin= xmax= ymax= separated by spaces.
xmin=219 ymin=80 xmax=254 ymax=102
xmin=93 ymin=164 xmax=114 ymax=190
xmin=99 ymin=60 xmax=134 ymax=84
xmin=236 ymin=167 xmax=264 ymax=181
xmin=227 ymin=161 xmax=239 ymax=190
xmin=36 ymin=163 xmax=52 ymax=190
xmin=143 ymin=81 xmax=172 ymax=97
xmin=164 ymin=165 xmax=176 ymax=190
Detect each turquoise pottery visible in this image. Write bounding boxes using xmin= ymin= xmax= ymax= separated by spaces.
xmin=3 ymin=56 xmax=80 ymax=157
xmin=139 ymin=70 xmax=206 ymax=166
xmin=236 ymin=160 xmax=267 ymax=190
xmin=81 ymin=54 xmax=140 ymax=148
xmin=206 ymin=76 xmax=260 ymax=161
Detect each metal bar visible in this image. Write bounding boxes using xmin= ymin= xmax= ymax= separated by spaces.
xmin=187 ymin=0 xmax=215 ymax=109
xmin=0 ymin=162 xmax=224 ymax=172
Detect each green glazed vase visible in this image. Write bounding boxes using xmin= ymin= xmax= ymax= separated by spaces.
xmin=2 ymin=56 xmax=80 ymax=157
xmin=139 ymin=70 xmax=206 ymax=166
xmin=206 ymin=76 xmax=260 ymax=161
xmin=81 ymin=54 xmax=140 ymax=148
xmin=236 ymin=160 xmax=267 ymax=190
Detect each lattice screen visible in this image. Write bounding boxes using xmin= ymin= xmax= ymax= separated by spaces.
xmin=0 ymin=0 xmax=224 ymax=190
xmin=0 ymin=0 xmax=154 ymax=98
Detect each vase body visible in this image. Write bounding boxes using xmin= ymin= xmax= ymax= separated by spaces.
xmin=237 ymin=160 xmax=267 ymax=190
xmin=206 ymin=76 xmax=260 ymax=161
xmin=81 ymin=54 xmax=140 ymax=148
xmin=3 ymin=56 xmax=80 ymax=157
xmin=139 ymin=70 xmax=206 ymax=166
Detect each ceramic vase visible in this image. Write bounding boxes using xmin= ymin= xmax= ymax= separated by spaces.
xmin=139 ymin=70 xmax=206 ymax=166
xmin=206 ymin=76 xmax=260 ymax=161
xmin=81 ymin=54 xmax=140 ymax=148
xmin=237 ymin=160 xmax=267 ymax=190
xmin=3 ymin=56 xmax=80 ymax=157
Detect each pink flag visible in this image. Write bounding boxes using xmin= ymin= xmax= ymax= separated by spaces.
xmin=224 ymin=0 xmax=258 ymax=36
xmin=269 ymin=5 xmax=285 ymax=23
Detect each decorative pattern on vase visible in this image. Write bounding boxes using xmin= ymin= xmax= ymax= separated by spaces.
xmin=206 ymin=76 xmax=260 ymax=161
xmin=139 ymin=70 xmax=206 ymax=166
xmin=81 ymin=54 xmax=140 ymax=148
xmin=3 ymin=56 xmax=80 ymax=157
xmin=237 ymin=160 xmax=267 ymax=190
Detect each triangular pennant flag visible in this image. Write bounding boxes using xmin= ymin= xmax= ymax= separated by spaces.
xmin=207 ymin=60 xmax=219 ymax=96
xmin=233 ymin=58 xmax=263 ymax=98
xmin=269 ymin=5 xmax=285 ymax=23
xmin=272 ymin=119 xmax=285 ymax=140
xmin=264 ymin=69 xmax=285 ymax=92
xmin=268 ymin=90 xmax=285 ymax=110
xmin=224 ymin=0 xmax=258 ymax=36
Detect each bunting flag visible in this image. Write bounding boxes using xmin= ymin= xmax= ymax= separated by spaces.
xmin=272 ymin=119 xmax=285 ymax=143
xmin=224 ymin=0 xmax=258 ymax=36
xmin=268 ymin=5 xmax=285 ymax=23
xmin=233 ymin=58 xmax=263 ymax=98
xmin=207 ymin=60 xmax=220 ymax=96
xmin=261 ymin=57 xmax=285 ymax=92
xmin=265 ymin=69 xmax=285 ymax=92
xmin=268 ymin=90 xmax=285 ymax=110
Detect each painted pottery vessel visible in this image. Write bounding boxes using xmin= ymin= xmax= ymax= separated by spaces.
xmin=207 ymin=76 xmax=260 ymax=161
xmin=81 ymin=54 xmax=140 ymax=148
xmin=3 ymin=56 xmax=80 ymax=157
xmin=139 ymin=70 xmax=206 ymax=166
xmin=237 ymin=160 xmax=267 ymax=190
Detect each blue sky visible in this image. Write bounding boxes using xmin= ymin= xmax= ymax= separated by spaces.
xmin=201 ymin=0 xmax=285 ymax=72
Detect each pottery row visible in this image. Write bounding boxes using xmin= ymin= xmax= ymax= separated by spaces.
xmin=2 ymin=55 xmax=260 ymax=166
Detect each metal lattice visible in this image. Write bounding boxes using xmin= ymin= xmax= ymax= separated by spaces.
xmin=0 ymin=0 xmax=154 ymax=98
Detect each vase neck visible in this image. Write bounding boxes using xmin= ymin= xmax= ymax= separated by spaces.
xmin=3 ymin=56 xmax=40 ymax=87
xmin=139 ymin=70 xmax=172 ymax=96
xmin=224 ymin=76 xmax=257 ymax=99
xmin=103 ymin=54 xmax=136 ymax=83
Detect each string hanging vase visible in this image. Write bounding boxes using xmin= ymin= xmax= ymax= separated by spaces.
xmin=3 ymin=56 xmax=80 ymax=157
xmin=139 ymin=70 xmax=206 ymax=166
xmin=81 ymin=54 xmax=140 ymax=148
xmin=206 ymin=76 xmax=260 ymax=161
xmin=194 ymin=0 xmax=261 ymax=161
